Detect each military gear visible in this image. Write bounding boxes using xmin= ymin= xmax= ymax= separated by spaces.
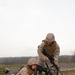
xmin=16 ymin=66 xmax=29 ymax=75
xmin=45 ymin=33 xmax=55 ymax=42
xmin=37 ymin=33 xmax=60 ymax=66
xmin=43 ymin=41 xmax=57 ymax=55
xmin=27 ymin=58 xmax=38 ymax=65
xmin=16 ymin=58 xmax=38 ymax=75
xmin=42 ymin=49 xmax=59 ymax=70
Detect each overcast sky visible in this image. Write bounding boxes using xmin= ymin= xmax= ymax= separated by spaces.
xmin=0 ymin=0 xmax=75 ymax=57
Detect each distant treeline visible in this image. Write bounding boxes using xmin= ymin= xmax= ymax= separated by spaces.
xmin=0 ymin=57 xmax=32 ymax=64
xmin=59 ymin=55 xmax=75 ymax=63
xmin=0 ymin=55 xmax=75 ymax=64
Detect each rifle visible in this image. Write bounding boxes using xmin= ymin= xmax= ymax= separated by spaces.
xmin=42 ymin=49 xmax=63 ymax=75
xmin=34 ymin=64 xmax=52 ymax=75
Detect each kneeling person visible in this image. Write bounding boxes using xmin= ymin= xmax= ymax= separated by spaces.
xmin=16 ymin=58 xmax=38 ymax=75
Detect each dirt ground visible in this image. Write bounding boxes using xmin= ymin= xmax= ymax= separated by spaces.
xmin=62 ymin=70 xmax=75 ymax=75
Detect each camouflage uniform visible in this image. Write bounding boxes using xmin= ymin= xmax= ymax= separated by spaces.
xmin=37 ymin=33 xmax=60 ymax=65
xmin=16 ymin=58 xmax=38 ymax=75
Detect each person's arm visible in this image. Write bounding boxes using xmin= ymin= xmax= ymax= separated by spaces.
xmin=37 ymin=42 xmax=48 ymax=60
xmin=54 ymin=43 xmax=60 ymax=64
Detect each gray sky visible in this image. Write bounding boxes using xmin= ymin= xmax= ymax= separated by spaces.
xmin=0 ymin=0 xmax=75 ymax=57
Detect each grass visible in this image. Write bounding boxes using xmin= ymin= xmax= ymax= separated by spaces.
xmin=0 ymin=63 xmax=75 ymax=75
xmin=0 ymin=64 xmax=23 ymax=75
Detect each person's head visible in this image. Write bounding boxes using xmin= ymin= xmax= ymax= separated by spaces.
xmin=27 ymin=58 xmax=38 ymax=70
xmin=45 ymin=33 xmax=55 ymax=45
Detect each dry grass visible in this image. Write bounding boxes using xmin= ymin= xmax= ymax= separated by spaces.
xmin=62 ymin=70 xmax=75 ymax=75
xmin=0 ymin=63 xmax=75 ymax=75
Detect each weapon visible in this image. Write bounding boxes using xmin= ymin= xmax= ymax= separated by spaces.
xmin=34 ymin=64 xmax=52 ymax=75
xmin=42 ymin=49 xmax=63 ymax=75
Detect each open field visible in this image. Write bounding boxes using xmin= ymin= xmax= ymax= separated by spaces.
xmin=0 ymin=64 xmax=23 ymax=75
xmin=62 ymin=70 xmax=75 ymax=75
xmin=0 ymin=63 xmax=75 ymax=75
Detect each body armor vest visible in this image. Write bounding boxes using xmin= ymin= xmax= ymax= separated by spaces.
xmin=43 ymin=40 xmax=57 ymax=55
xmin=26 ymin=65 xmax=34 ymax=75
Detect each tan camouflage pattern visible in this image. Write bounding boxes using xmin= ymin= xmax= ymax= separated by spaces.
xmin=5 ymin=65 xmax=35 ymax=75
xmin=16 ymin=66 xmax=29 ymax=75
xmin=16 ymin=58 xmax=38 ymax=75
xmin=27 ymin=58 xmax=38 ymax=65
xmin=45 ymin=33 xmax=55 ymax=42
xmin=5 ymin=58 xmax=38 ymax=75
xmin=37 ymin=33 xmax=60 ymax=65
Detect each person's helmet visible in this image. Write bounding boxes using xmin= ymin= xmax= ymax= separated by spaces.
xmin=27 ymin=58 xmax=38 ymax=65
xmin=45 ymin=33 xmax=55 ymax=42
